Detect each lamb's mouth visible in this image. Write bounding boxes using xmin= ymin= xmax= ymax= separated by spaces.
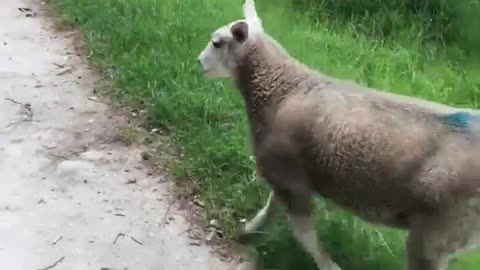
xmin=199 ymin=64 xmax=211 ymax=75
xmin=200 ymin=67 xmax=215 ymax=78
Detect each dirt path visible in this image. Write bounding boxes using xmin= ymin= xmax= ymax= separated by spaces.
xmin=0 ymin=1 xmax=235 ymax=269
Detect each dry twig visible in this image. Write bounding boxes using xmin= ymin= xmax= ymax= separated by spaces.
xmin=130 ymin=236 xmax=143 ymax=246
xmin=163 ymin=200 xmax=174 ymax=224
xmin=52 ymin=236 xmax=63 ymax=246
xmin=36 ymin=257 xmax=64 ymax=270
xmin=5 ymin=97 xmax=22 ymax=105
xmin=113 ymin=233 xmax=125 ymax=244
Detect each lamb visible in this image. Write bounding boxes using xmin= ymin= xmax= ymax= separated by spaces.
xmin=197 ymin=1 xmax=480 ymax=269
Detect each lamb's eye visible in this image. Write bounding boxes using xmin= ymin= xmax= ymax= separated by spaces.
xmin=212 ymin=40 xmax=222 ymax=48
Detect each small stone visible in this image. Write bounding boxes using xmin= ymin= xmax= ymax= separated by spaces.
xmin=193 ymin=197 xmax=204 ymax=208
xmin=209 ymin=219 xmax=219 ymax=228
xmin=143 ymin=137 xmax=153 ymax=144
xmin=37 ymin=198 xmax=46 ymax=204
xmin=56 ymin=160 xmax=95 ymax=178
xmin=157 ymin=176 xmax=167 ymax=183
xmin=126 ymin=179 xmax=137 ymax=184
xmin=80 ymin=150 xmax=104 ymax=161
xmin=141 ymin=151 xmax=151 ymax=161
xmin=206 ymin=229 xmax=216 ymax=242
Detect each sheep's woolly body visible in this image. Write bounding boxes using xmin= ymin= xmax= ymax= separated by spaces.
xmin=233 ymin=32 xmax=480 ymax=227
xmin=234 ymin=36 xmax=311 ymax=140
xmin=197 ymin=2 xmax=480 ymax=267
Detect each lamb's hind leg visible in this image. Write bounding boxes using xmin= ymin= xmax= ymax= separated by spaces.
xmin=407 ymin=199 xmax=480 ymax=270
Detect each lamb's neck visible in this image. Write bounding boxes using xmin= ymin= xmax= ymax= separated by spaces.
xmin=235 ymin=45 xmax=309 ymax=143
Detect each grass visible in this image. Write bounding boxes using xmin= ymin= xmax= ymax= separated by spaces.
xmin=50 ymin=0 xmax=480 ymax=269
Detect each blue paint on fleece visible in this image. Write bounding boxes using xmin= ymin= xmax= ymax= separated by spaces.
xmin=443 ymin=111 xmax=480 ymax=133
xmin=444 ymin=111 xmax=473 ymax=128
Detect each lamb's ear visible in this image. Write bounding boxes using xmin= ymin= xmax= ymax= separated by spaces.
xmin=244 ymin=0 xmax=263 ymax=33
xmin=231 ymin=21 xmax=249 ymax=43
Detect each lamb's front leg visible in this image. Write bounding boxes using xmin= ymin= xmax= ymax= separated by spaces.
xmin=256 ymin=134 xmax=342 ymax=270
xmin=237 ymin=190 xmax=279 ymax=244
xmin=281 ymin=190 xmax=342 ymax=270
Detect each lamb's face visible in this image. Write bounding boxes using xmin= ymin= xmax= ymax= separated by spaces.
xmin=197 ymin=20 xmax=249 ymax=79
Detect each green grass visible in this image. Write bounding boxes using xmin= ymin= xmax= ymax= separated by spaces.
xmin=50 ymin=0 xmax=480 ymax=269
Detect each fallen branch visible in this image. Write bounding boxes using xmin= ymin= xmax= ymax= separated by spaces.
xmin=36 ymin=256 xmax=64 ymax=270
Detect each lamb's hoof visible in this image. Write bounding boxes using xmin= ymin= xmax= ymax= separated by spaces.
xmin=235 ymin=257 xmax=259 ymax=270
xmin=321 ymin=262 xmax=342 ymax=270
xmin=235 ymin=227 xmax=265 ymax=245
xmin=235 ymin=229 xmax=256 ymax=245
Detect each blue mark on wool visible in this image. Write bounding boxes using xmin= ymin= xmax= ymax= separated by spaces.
xmin=442 ymin=111 xmax=480 ymax=137
xmin=444 ymin=111 xmax=473 ymax=129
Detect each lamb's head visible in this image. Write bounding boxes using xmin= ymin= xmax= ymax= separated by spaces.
xmin=197 ymin=0 xmax=263 ymax=79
